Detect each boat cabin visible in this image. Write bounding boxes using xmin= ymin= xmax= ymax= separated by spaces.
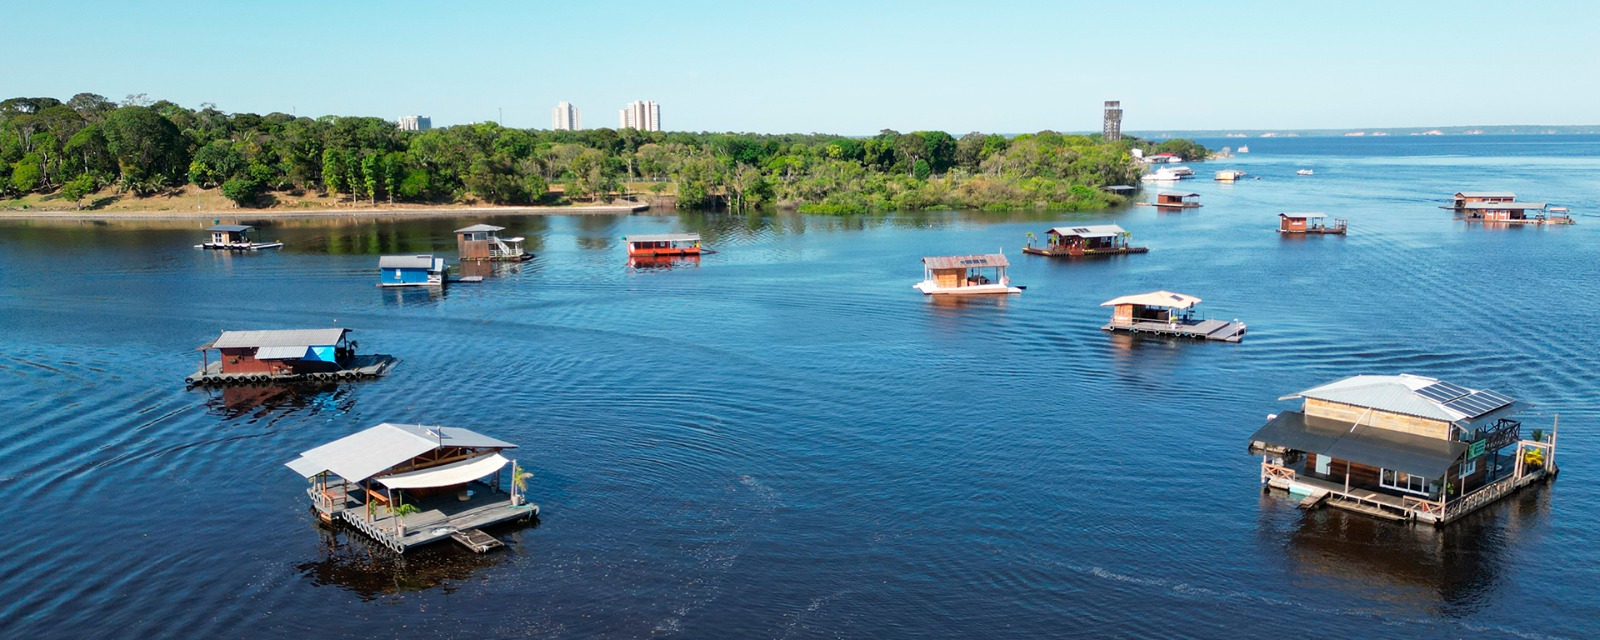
xmin=379 ymin=254 xmax=448 ymax=287
xmin=1214 ymin=170 xmax=1247 ymax=182
xmin=1279 ymin=213 xmax=1348 ymax=234
xmin=285 ymin=423 xmax=539 ymax=553
xmin=1462 ymin=202 xmax=1570 ymax=224
xmin=625 ymin=233 xmax=703 ymax=257
xmin=200 ymin=224 xmax=283 ymax=251
xmin=1248 ymin=374 xmax=1559 ymax=525
xmin=914 ymin=253 xmax=1021 ymax=295
xmin=1153 ymin=192 xmax=1201 ymax=208
xmin=1451 ymin=191 xmax=1516 ymax=210
xmin=1024 ymin=224 xmax=1147 ymax=257
xmin=455 ymin=224 xmax=532 ymax=262
xmin=1100 ymin=290 xmax=1245 ymax=342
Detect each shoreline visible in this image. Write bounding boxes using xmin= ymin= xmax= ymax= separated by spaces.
xmin=0 ymin=202 xmax=653 ymax=221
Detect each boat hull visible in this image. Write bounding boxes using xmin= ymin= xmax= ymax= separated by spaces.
xmin=914 ymin=282 xmax=1021 ymax=296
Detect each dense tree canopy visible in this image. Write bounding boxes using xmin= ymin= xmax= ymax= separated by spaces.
xmin=1 ymin=93 xmax=1207 ymax=213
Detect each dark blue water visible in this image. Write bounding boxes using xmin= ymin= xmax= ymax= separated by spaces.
xmin=1 ymin=135 xmax=1597 ymax=639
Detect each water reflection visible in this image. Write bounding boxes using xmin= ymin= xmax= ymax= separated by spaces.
xmin=200 ymin=383 xmax=353 ymax=419
xmin=380 ymin=285 xmax=447 ymax=306
xmin=295 ymin=524 xmax=519 ymax=601
xmin=627 ymin=255 xmax=700 ymax=271
xmin=457 ymin=259 xmax=534 ymax=279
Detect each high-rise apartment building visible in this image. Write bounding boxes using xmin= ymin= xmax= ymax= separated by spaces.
xmin=617 ymin=100 xmax=661 ymax=132
xmin=397 ymin=115 xmax=432 ymax=131
xmin=552 ymin=101 xmax=581 ymax=131
xmin=1102 ymin=101 xmax=1122 ymax=142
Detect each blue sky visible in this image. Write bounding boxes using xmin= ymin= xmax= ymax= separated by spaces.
xmin=5 ymin=0 xmax=1595 ymax=133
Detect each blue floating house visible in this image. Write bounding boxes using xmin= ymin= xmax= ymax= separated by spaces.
xmin=379 ymin=254 xmax=447 ymax=287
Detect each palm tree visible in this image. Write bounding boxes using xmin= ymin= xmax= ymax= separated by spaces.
xmin=510 ymin=460 xmax=533 ymax=505
xmin=389 ymin=502 xmax=420 ymax=536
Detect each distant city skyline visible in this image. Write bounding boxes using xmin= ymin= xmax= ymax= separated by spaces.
xmin=396 ymin=115 xmax=430 ymax=132
xmin=552 ymin=101 xmax=580 ymax=131
xmin=4 ymin=1 xmax=1597 ymax=134
xmin=618 ymin=100 xmax=661 ymax=132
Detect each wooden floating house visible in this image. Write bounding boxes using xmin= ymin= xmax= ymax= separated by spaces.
xmin=198 ymin=224 xmax=282 ymax=251
xmin=625 ymin=233 xmax=704 ymax=258
xmin=1279 ymin=213 xmax=1348 ymax=235
xmin=1214 ymin=169 xmax=1247 ymax=182
xmin=1450 ymin=191 xmax=1516 ymax=210
xmin=1137 ymin=192 xmax=1202 ymax=209
xmin=285 ymin=423 xmax=539 ymax=554
xmin=1023 ymin=224 xmax=1148 ymax=258
xmin=379 ymin=254 xmax=448 ymax=287
xmin=455 ymin=224 xmax=533 ymax=262
xmin=187 ymin=328 xmax=397 ymax=387
xmin=1100 ymin=291 xmax=1245 ymax=342
xmin=1248 ymin=374 xmax=1559 ymax=526
xmin=914 ymin=253 xmax=1021 ymax=295
xmin=1461 ymin=202 xmax=1573 ymax=225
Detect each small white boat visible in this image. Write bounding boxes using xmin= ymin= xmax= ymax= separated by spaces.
xmin=1296 ymin=169 xmax=1314 ymax=176
xmin=1237 ymin=146 xmax=1250 ymax=153
xmin=197 ymin=224 xmax=283 ymax=251
xmin=1167 ymin=165 xmax=1195 ymax=178
xmin=915 ymin=253 xmax=1021 ymax=296
xmin=1141 ymin=169 xmax=1181 ymax=182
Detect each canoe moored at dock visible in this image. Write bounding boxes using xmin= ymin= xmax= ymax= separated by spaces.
xmin=1278 ymin=213 xmax=1348 ymax=235
xmin=1136 ymin=192 xmax=1201 ymax=209
xmin=455 ymin=224 xmax=533 ymax=262
xmin=1247 ymin=374 xmax=1559 ymax=526
xmin=196 ymin=224 xmax=282 ymax=251
xmin=1023 ymin=224 xmax=1148 ymax=258
xmin=186 ymin=328 xmax=397 ymax=387
xmin=1099 ymin=291 xmax=1245 ymax=342
xmin=914 ymin=253 xmax=1021 ymax=295
xmin=625 ymin=233 xmax=704 ymax=257
xmin=285 ymin=423 xmax=539 ymax=553
xmin=379 ymin=254 xmax=448 ymax=287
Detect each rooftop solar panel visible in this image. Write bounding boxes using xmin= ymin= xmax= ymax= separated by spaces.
xmin=1443 ymin=390 xmax=1513 ymax=418
xmin=1416 ymin=381 xmax=1471 ymax=403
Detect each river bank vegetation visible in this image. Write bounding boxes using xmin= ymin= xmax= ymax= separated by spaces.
xmin=1 ymin=94 xmax=1207 ymax=214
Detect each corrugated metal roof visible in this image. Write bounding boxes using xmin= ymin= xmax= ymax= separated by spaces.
xmin=378 ymin=255 xmax=445 ymax=270
xmin=1463 ymin=202 xmax=1546 ymax=210
xmin=626 ymin=233 xmax=701 ymax=243
xmin=1279 ymin=374 xmax=1517 ymax=424
xmin=211 ymin=328 xmax=347 ymax=349
xmin=1158 ymin=192 xmax=1200 ymax=198
xmin=255 ymin=345 xmax=312 ymax=360
xmin=1454 ymin=192 xmax=1516 ymax=198
xmin=284 ymin=423 xmax=518 ymax=482
xmin=208 ymin=224 xmax=253 ymax=232
xmin=454 ymin=224 xmax=505 ymax=233
xmin=1048 ymin=224 xmax=1126 ymax=238
xmin=1248 ymin=411 xmax=1467 ymax=478
xmin=1100 ymin=290 xmax=1200 ymax=309
xmin=923 ymin=254 xmax=1009 ymax=270
xmin=1280 ymin=212 xmax=1327 ymax=218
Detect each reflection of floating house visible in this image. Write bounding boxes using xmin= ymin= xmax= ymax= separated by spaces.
xmin=1248 ymin=374 xmax=1559 ymax=526
xmin=455 ymin=224 xmax=532 ymax=262
xmin=198 ymin=224 xmax=282 ymax=251
xmin=1279 ymin=212 xmax=1348 ymax=235
xmin=1461 ymin=202 xmax=1573 ymax=225
xmin=625 ymin=233 xmax=703 ymax=257
xmin=1449 ymin=191 xmax=1516 ymax=210
xmin=1023 ymin=224 xmax=1148 ymax=257
xmin=914 ymin=253 xmax=1021 ymax=295
xmin=286 ymin=423 xmax=539 ymax=554
xmin=1100 ymin=291 xmax=1245 ymax=342
xmin=187 ymin=328 xmax=397 ymax=386
xmin=1214 ymin=169 xmax=1247 ymax=182
xmin=1137 ymin=192 xmax=1202 ymax=209
xmin=379 ymin=255 xmax=447 ymax=287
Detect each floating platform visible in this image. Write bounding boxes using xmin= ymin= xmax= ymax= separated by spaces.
xmin=186 ymin=354 xmax=397 ymax=387
xmin=1102 ymin=319 xmax=1246 ymax=342
xmin=320 ymin=480 xmax=538 ymax=554
xmin=197 ymin=241 xmax=283 ymax=251
xmin=1022 ymin=246 xmax=1149 ymax=257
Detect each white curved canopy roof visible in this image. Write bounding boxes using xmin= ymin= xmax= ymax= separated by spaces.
xmin=376 ymin=453 xmax=510 ymax=489
xmin=1100 ymin=291 xmax=1201 ymax=309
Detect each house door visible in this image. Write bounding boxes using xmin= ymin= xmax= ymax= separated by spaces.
xmin=1314 ymin=454 xmax=1332 ymax=476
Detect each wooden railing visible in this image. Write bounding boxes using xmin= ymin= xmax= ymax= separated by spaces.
xmin=1403 ymin=496 xmax=1444 ymax=519
xmin=1261 ymin=463 xmax=1296 ymax=484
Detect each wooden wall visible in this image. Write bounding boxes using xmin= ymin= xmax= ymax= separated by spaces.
xmin=1304 ymin=398 xmax=1451 ymax=440
xmin=218 ymin=348 xmax=293 ymax=375
xmin=1280 ymin=217 xmax=1307 ymax=232
xmin=458 ymin=237 xmax=492 ymax=260
xmin=932 ymin=268 xmax=961 ymax=288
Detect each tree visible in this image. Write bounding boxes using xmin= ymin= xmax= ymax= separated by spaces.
xmin=60 ymin=173 xmax=95 ymax=208
xmin=360 ymin=152 xmax=379 ymax=206
xmin=101 ymin=106 xmax=187 ymax=195
xmin=321 ymin=148 xmax=346 ymax=201
xmin=187 ymin=140 xmax=244 ymax=188
xmin=10 ymin=154 xmax=42 ymax=192
xmin=913 ymin=159 xmax=932 ymax=181
xmin=221 ymin=177 xmax=260 ymax=207
xmin=382 ymin=152 xmax=405 ymax=204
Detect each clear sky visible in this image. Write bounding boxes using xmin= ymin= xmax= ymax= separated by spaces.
xmin=5 ymin=0 xmax=1595 ymax=134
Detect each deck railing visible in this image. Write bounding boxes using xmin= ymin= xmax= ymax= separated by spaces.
xmin=1403 ymin=496 xmax=1444 ymax=519
xmin=1261 ymin=462 xmax=1296 ymax=484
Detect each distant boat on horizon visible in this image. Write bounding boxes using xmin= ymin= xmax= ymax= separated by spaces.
xmin=1296 ymin=169 xmax=1314 ymax=176
xmin=1237 ymin=145 xmax=1250 ymax=153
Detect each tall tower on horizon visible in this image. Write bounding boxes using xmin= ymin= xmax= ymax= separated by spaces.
xmin=552 ymin=101 xmax=581 ymax=130
xmin=618 ymin=100 xmax=661 ymax=132
xmin=1103 ymin=101 xmax=1122 ymax=142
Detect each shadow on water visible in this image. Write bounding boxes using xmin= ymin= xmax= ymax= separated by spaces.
xmin=200 ymin=383 xmax=353 ymax=420
xmin=380 ymin=285 xmax=447 ymax=307
xmin=295 ymin=517 xmax=541 ymax=601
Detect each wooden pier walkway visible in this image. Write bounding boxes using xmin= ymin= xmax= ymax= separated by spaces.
xmin=1102 ymin=319 xmax=1246 ymax=342
xmin=186 ymin=354 xmax=398 ymax=387
xmin=323 ymin=483 xmax=538 ymax=553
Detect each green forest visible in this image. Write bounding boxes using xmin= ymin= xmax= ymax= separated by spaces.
xmin=0 ymin=93 xmax=1209 ymax=214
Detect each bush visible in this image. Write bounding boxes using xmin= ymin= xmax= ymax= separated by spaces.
xmin=221 ymin=178 xmax=261 ymax=207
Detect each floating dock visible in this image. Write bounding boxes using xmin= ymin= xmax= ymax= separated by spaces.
xmin=326 ymin=481 xmax=537 ymax=553
xmin=1101 ymin=318 xmax=1247 ymax=342
xmin=187 ymin=354 xmax=397 ymax=387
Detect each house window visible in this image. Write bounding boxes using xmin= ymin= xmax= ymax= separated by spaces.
xmin=1379 ymin=469 xmax=1435 ymax=496
xmin=1460 ymin=458 xmax=1478 ymax=476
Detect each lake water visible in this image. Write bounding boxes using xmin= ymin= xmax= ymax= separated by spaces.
xmin=1 ymin=135 xmax=1597 ymax=639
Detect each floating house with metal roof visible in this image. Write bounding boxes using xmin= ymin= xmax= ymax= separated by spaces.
xmin=1100 ymin=291 xmax=1245 ymax=342
xmin=455 ymin=224 xmax=533 ymax=262
xmin=1278 ymin=213 xmax=1348 ymax=235
xmin=285 ymin=423 xmax=539 ymax=553
xmin=1023 ymin=224 xmax=1148 ymax=257
xmin=1449 ymin=191 xmax=1516 ymax=210
xmin=625 ymin=233 xmax=704 ymax=258
xmin=914 ymin=253 xmax=1021 ymax=295
xmin=1461 ymin=202 xmax=1573 ymax=225
xmin=1137 ymin=192 xmax=1201 ymax=209
xmin=1214 ymin=169 xmax=1247 ymax=182
xmin=379 ymin=254 xmax=448 ymax=287
xmin=1248 ymin=374 xmax=1559 ymax=525
xmin=186 ymin=328 xmax=397 ymax=387
xmin=197 ymin=224 xmax=282 ymax=251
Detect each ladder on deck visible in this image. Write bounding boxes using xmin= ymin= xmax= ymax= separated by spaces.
xmin=451 ymin=528 xmax=504 ymax=553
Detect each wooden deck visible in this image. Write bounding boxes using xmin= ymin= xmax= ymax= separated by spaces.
xmin=186 ymin=354 xmax=398 ymax=387
xmin=1102 ymin=319 xmax=1246 ymax=342
xmin=326 ymin=481 xmax=539 ymax=553
xmin=1022 ymin=246 xmax=1149 ymax=257
xmin=1263 ymin=459 xmax=1556 ymax=525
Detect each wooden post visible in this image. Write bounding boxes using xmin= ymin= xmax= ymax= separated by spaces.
xmin=1549 ymin=414 xmax=1559 ymax=470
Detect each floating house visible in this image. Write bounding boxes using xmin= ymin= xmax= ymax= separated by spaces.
xmin=914 ymin=253 xmax=1021 ymax=295
xmin=198 ymin=224 xmax=282 ymax=251
xmin=455 ymin=224 xmax=533 ymax=262
xmin=1461 ymin=202 xmax=1573 ymax=225
xmin=187 ymin=328 xmax=397 ymax=386
xmin=1140 ymin=168 xmax=1182 ymax=183
xmin=1144 ymin=153 xmax=1181 ymax=164
xmin=1100 ymin=291 xmax=1245 ymax=342
xmin=1248 ymin=374 xmax=1559 ymax=525
xmin=1023 ymin=225 xmax=1148 ymax=257
xmin=285 ymin=423 xmax=539 ymax=553
xmin=1279 ymin=213 xmax=1348 ymax=235
xmin=1166 ymin=166 xmax=1194 ymax=178
xmin=1137 ymin=192 xmax=1202 ymax=209
xmin=1214 ymin=169 xmax=1247 ymax=182
xmin=1450 ymin=191 xmax=1516 ymax=210
xmin=625 ymin=233 xmax=704 ymax=258
xmin=379 ymin=254 xmax=448 ymax=287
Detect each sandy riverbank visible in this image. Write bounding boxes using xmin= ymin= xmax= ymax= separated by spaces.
xmin=0 ymin=202 xmax=654 ymax=221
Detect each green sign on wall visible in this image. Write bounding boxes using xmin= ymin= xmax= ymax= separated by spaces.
xmin=1468 ymin=440 xmax=1486 ymax=459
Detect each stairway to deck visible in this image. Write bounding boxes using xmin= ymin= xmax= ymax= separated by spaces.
xmin=451 ymin=528 xmax=504 ymax=553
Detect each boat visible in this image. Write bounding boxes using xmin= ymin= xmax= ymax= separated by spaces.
xmin=1023 ymin=224 xmax=1148 ymax=257
xmin=1099 ymin=291 xmax=1245 ymax=342
xmin=1296 ymin=169 xmax=1314 ymax=176
xmin=455 ymin=224 xmax=533 ymax=262
xmin=1167 ymin=165 xmax=1195 ymax=178
xmin=625 ymin=233 xmax=705 ymax=257
xmin=1214 ymin=169 xmax=1247 ymax=182
xmin=1135 ymin=192 xmax=1201 ymax=209
xmin=197 ymin=224 xmax=282 ymax=251
xmin=1140 ymin=168 xmax=1181 ymax=182
xmin=185 ymin=328 xmax=398 ymax=387
xmin=1278 ymin=213 xmax=1347 ymax=235
xmin=914 ymin=253 xmax=1021 ymax=295
xmin=379 ymin=254 xmax=448 ymax=287
xmin=1237 ymin=145 xmax=1249 ymax=153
